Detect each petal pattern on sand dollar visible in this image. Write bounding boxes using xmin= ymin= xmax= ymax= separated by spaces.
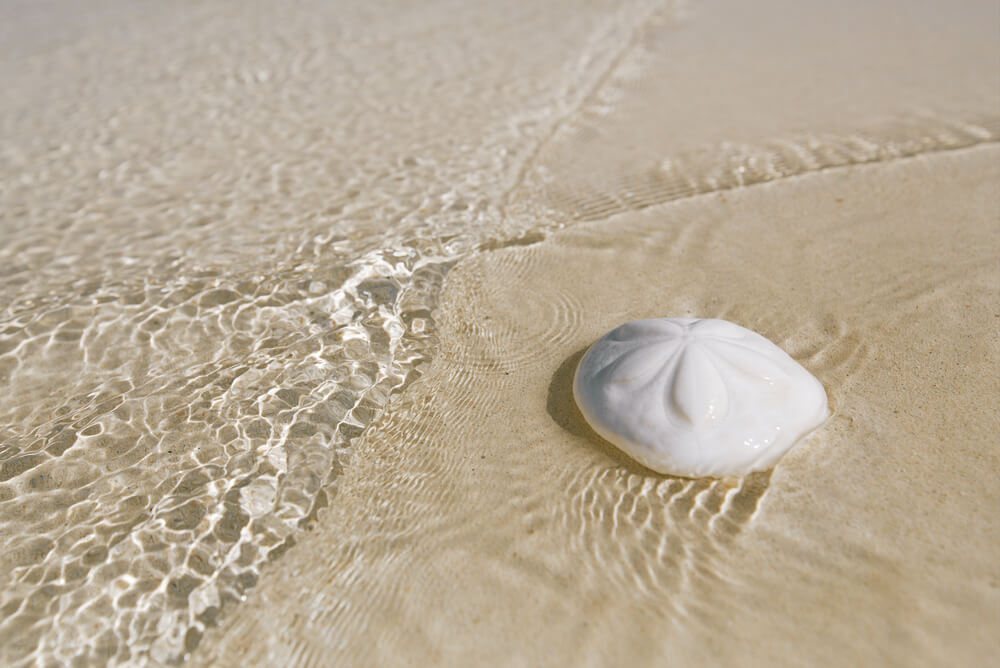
xmin=669 ymin=344 xmax=729 ymax=429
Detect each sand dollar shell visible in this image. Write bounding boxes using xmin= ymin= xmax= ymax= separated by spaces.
xmin=574 ymin=318 xmax=829 ymax=477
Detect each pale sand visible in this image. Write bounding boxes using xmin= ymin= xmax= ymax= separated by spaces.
xmin=2 ymin=0 xmax=998 ymax=665
xmin=1 ymin=1 xmax=668 ymax=663
xmin=191 ymin=2 xmax=999 ymax=665
xmin=188 ymin=1 xmax=999 ymax=666
xmin=508 ymin=0 xmax=1000 ymax=222
xmin=193 ymin=145 xmax=1000 ymax=666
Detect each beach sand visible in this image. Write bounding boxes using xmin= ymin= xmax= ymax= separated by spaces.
xmin=191 ymin=2 xmax=1000 ymax=665
xmin=192 ymin=146 xmax=1000 ymax=668
xmin=1 ymin=0 xmax=998 ymax=666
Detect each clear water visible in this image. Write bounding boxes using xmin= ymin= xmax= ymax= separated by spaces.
xmin=1 ymin=0 xmax=997 ymax=665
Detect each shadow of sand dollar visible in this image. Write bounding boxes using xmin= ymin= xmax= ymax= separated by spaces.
xmin=546 ymin=347 xmax=636 ymax=460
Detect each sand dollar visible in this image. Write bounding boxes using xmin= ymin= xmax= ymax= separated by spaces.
xmin=573 ymin=318 xmax=829 ymax=477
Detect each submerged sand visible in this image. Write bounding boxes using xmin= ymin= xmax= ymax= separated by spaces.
xmin=193 ymin=146 xmax=1000 ymax=667
xmin=192 ymin=2 xmax=1000 ymax=665
xmin=1 ymin=0 xmax=998 ymax=666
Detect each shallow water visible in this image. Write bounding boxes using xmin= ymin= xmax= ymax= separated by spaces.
xmin=1 ymin=0 xmax=998 ymax=666
xmin=191 ymin=145 xmax=1000 ymax=668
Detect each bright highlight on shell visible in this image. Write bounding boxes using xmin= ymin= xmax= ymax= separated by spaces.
xmin=573 ymin=318 xmax=829 ymax=477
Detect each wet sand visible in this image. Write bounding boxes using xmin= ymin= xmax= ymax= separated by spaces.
xmin=192 ymin=1 xmax=999 ymax=665
xmin=1 ymin=1 xmax=664 ymax=663
xmin=192 ymin=146 xmax=1000 ymax=667
xmin=1 ymin=0 xmax=998 ymax=666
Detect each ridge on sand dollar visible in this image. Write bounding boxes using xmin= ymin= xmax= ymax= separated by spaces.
xmin=573 ymin=318 xmax=829 ymax=477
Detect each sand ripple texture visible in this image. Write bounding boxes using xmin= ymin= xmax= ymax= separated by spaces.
xmin=506 ymin=0 xmax=1000 ymax=224
xmin=192 ymin=147 xmax=1000 ymax=668
xmin=2 ymin=0 xmax=999 ymax=666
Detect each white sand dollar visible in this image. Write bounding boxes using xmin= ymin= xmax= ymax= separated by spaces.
xmin=573 ymin=318 xmax=829 ymax=477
